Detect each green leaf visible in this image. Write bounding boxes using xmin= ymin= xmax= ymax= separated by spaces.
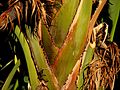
xmin=77 ymin=43 xmax=95 ymax=90
xmin=42 ymin=24 xmax=59 ymax=64
xmin=2 ymin=60 xmax=20 ymax=90
xmin=50 ymin=0 xmax=80 ymax=47
xmin=109 ymin=0 xmax=120 ymax=41
xmin=13 ymin=80 xmax=19 ymax=90
xmin=0 ymin=60 xmax=13 ymax=71
xmin=25 ymin=25 xmax=59 ymax=90
xmin=14 ymin=26 xmax=39 ymax=90
xmin=53 ymin=0 xmax=92 ymax=87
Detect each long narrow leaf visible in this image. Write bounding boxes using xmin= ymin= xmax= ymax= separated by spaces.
xmin=42 ymin=24 xmax=59 ymax=64
xmin=52 ymin=0 xmax=92 ymax=87
xmin=14 ymin=26 xmax=39 ymax=90
xmin=109 ymin=0 xmax=120 ymax=41
xmin=25 ymin=25 xmax=59 ymax=90
xmin=50 ymin=0 xmax=80 ymax=47
xmin=2 ymin=60 xmax=20 ymax=90
xmin=77 ymin=42 xmax=95 ymax=90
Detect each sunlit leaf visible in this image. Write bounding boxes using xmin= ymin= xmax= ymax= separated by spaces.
xmin=52 ymin=0 xmax=92 ymax=87
xmin=14 ymin=26 xmax=39 ymax=90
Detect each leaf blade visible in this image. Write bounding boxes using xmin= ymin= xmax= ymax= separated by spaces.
xmin=14 ymin=26 xmax=39 ymax=90
xmin=25 ymin=25 xmax=59 ymax=90
xmin=50 ymin=0 xmax=80 ymax=47
xmin=109 ymin=0 xmax=120 ymax=41
xmin=52 ymin=0 xmax=92 ymax=87
xmin=2 ymin=59 xmax=20 ymax=90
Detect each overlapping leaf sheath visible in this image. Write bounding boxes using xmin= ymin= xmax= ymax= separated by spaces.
xmin=50 ymin=0 xmax=80 ymax=47
xmin=52 ymin=0 xmax=92 ymax=87
xmin=25 ymin=25 xmax=59 ymax=90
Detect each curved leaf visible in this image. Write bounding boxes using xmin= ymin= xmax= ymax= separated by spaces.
xmin=14 ymin=26 xmax=39 ymax=90
xmin=2 ymin=59 xmax=20 ymax=90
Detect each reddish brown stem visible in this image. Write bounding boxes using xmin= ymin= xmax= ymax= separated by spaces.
xmin=88 ymin=0 xmax=107 ymax=41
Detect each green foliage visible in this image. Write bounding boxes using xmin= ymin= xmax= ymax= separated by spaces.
xmin=53 ymin=0 xmax=92 ymax=86
xmin=42 ymin=24 xmax=58 ymax=64
xmin=2 ymin=58 xmax=20 ymax=90
xmin=77 ymin=43 xmax=95 ymax=89
xmin=25 ymin=25 xmax=58 ymax=90
xmin=14 ymin=26 xmax=39 ymax=90
xmin=50 ymin=0 xmax=80 ymax=47
xmin=0 ymin=0 xmax=120 ymax=89
xmin=109 ymin=0 xmax=120 ymax=41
